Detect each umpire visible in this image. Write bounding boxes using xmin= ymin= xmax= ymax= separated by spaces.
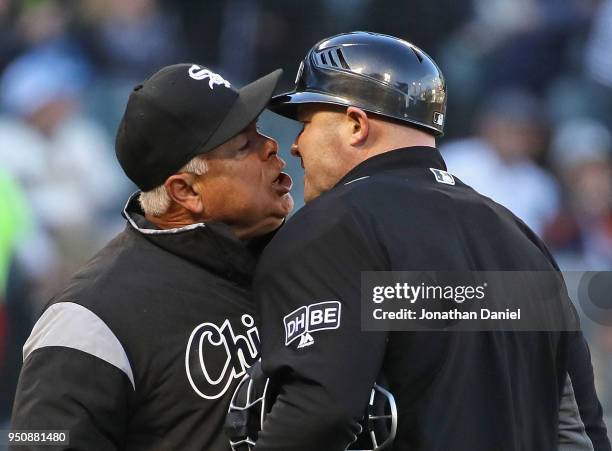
xmin=253 ymin=32 xmax=611 ymax=450
xmin=11 ymin=63 xmax=293 ymax=450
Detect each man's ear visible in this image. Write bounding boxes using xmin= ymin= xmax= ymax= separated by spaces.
xmin=346 ymin=106 xmax=370 ymax=146
xmin=164 ymin=173 xmax=204 ymax=214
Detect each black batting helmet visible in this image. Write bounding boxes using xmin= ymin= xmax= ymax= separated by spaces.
xmin=269 ymin=31 xmax=447 ymax=136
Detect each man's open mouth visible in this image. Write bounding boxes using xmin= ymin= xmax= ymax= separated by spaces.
xmin=272 ymin=172 xmax=293 ymax=194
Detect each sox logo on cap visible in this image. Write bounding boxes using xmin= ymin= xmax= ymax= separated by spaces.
xmin=188 ymin=64 xmax=232 ymax=89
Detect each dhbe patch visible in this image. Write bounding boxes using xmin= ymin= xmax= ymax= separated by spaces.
xmin=284 ymin=301 xmax=341 ymax=349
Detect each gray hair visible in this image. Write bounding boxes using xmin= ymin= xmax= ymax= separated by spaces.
xmin=139 ymin=156 xmax=208 ymax=216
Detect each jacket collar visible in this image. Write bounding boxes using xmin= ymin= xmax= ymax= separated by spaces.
xmin=122 ymin=193 xmax=273 ymax=287
xmin=337 ymin=146 xmax=447 ymax=186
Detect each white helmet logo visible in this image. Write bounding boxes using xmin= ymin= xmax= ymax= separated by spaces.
xmin=188 ymin=65 xmax=231 ymax=89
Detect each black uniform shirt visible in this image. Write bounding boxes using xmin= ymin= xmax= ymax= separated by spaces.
xmin=11 ymin=194 xmax=265 ymax=451
xmin=253 ymin=147 xmax=610 ymax=451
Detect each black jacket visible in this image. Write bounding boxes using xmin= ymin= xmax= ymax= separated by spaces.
xmin=253 ymin=147 xmax=610 ymax=451
xmin=11 ymin=194 xmax=264 ymax=451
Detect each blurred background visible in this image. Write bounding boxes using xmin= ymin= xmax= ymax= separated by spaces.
xmin=0 ymin=0 xmax=611 ymax=438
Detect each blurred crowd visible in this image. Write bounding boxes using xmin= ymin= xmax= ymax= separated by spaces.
xmin=0 ymin=0 xmax=611 ymax=432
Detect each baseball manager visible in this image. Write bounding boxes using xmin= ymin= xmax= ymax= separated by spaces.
xmin=11 ymin=63 xmax=292 ymax=450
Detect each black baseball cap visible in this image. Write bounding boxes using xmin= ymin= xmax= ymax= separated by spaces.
xmin=115 ymin=63 xmax=283 ymax=191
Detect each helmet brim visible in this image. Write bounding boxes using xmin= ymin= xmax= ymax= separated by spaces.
xmin=269 ymin=91 xmax=355 ymax=120
xmin=269 ymin=90 xmax=444 ymax=136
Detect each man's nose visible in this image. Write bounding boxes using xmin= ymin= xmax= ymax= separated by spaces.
xmin=261 ymin=136 xmax=279 ymax=159
xmin=262 ymin=136 xmax=286 ymax=169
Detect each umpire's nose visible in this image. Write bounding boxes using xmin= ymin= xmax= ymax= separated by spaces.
xmin=291 ymin=143 xmax=300 ymax=157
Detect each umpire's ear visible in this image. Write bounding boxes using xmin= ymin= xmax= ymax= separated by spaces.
xmin=346 ymin=106 xmax=370 ymax=147
xmin=164 ymin=173 xmax=204 ymax=215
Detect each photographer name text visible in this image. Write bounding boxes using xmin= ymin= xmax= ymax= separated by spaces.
xmin=373 ymin=308 xmax=521 ymax=320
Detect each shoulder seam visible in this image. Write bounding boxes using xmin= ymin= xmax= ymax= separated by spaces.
xmin=23 ymin=301 xmax=136 ymax=390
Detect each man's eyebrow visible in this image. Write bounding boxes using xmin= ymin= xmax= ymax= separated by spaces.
xmin=222 ymin=133 xmax=246 ymax=152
